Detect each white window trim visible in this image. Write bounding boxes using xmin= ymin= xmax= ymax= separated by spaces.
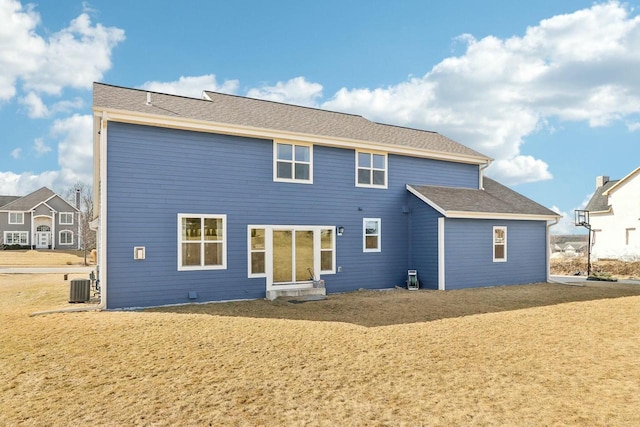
xmin=249 ymin=225 xmax=336 ymax=280
xmin=247 ymin=226 xmax=267 ymax=278
xmin=177 ymin=214 xmax=227 ymax=271
xmin=59 ymin=230 xmax=74 ymax=245
xmin=363 ymin=218 xmax=382 ymax=253
xmin=493 ymin=226 xmax=507 ymax=262
xmin=273 ymin=141 xmax=313 ymax=184
xmin=319 ymin=227 xmax=336 ymax=275
xmin=355 ymin=151 xmax=388 ymax=189
xmin=8 ymin=212 xmax=24 ymax=225
xmin=4 ymin=231 xmax=29 ymax=245
xmin=59 ymin=212 xmax=74 ymax=225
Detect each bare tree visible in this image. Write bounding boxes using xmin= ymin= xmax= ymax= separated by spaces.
xmin=65 ymin=183 xmax=95 ymax=266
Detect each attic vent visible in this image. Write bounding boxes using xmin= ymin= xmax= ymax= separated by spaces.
xmin=146 ymin=92 xmax=152 ymax=106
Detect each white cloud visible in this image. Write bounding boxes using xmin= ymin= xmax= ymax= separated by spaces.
xmin=139 ymin=75 xmax=239 ymax=98
xmin=0 ymin=0 xmax=125 ymax=100
xmin=0 ymin=115 xmax=92 ymax=196
xmin=549 ymin=192 xmax=594 ymax=235
xmin=246 ymin=77 xmax=323 ymax=107
xmin=33 ymin=137 xmax=51 ymax=156
xmin=51 ymin=114 xmax=93 ymax=183
xmin=322 ymin=1 xmax=640 ymax=186
xmin=23 ymin=13 xmax=125 ymax=95
xmin=50 ymin=97 xmax=84 ymax=115
xmin=11 ymin=147 xmax=21 ymax=159
xmin=0 ymin=170 xmax=60 ymax=195
xmin=550 ymin=206 xmax=579 ymax=235
xmin=628 ymin=121 xmax=640 ymax=132
xmin=487 ymin=156 xmax=552 ymax=185
xmin=0 ymin=0 xmax=44 ymax=101
xmin=19 ymin=91 xmax=48 ymax=118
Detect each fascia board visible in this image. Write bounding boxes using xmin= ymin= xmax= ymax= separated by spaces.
xmin=588 ymin=208 xmax=612 ymax=215
xmin=406 ymin=185 xmax=447 ymax=216
xmin=94 ymin=108 xmax=492 ymax=166
xmin=603 ymin=166 xmax=640 ymax=196
xmin=446 ymin=211 xmax=561 ymax=221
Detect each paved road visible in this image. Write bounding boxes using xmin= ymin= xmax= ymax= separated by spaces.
xmin=0 ymin=266 xmax=95 ymax=274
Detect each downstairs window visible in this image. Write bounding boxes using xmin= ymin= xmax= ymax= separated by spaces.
xmin=178 ymin=214 xmax=227 ymax=270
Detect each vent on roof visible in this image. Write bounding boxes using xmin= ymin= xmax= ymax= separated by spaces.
xmin=146 ymin=92 xmax=152 ymax=106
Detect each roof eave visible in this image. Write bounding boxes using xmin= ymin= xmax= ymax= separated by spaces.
xmin=603 ymin=166 xmax=640 ymax=196
xmin=445 ymin=211 xmax=561 ymax=221
xmin=94 ymin=107 xmax=492 ymax=165
xmin=406 ymin=185 xmax=559 ymax=221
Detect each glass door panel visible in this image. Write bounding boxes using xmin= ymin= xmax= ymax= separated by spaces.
xmin=273 ymin=230 xmax=292 ymax=283
xmin=295 ymin=230 xmax=314 ymax=281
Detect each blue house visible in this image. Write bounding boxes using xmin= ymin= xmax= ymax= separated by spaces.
xmin=92 ymin=83 xmax=559 ymax=309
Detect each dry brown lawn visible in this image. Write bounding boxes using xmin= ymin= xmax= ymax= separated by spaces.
xmin=2 ymin=274 xmax=640 ymax=426
xmin=0 ymin=249 xmax=90 ymax=266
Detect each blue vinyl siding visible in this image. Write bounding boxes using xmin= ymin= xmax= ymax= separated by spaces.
xmin=105 ymin=122 xmax=479 ymax=308
xmin=407 ymin=194 xmax=441 ymax=289
xmin=444 ymin=219 xmax=548 ymax=290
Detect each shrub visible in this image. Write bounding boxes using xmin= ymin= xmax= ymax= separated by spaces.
xmin=2 ymin=244 xmax=30 ymax=250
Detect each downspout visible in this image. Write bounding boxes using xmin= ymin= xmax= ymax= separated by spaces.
xmin=479 ymin=160 xmax=492 ymax=190
xmin=31 ymin=113 xmax=108 ymax=316
xmin=546 ymin=217 xmax=560 ymax=282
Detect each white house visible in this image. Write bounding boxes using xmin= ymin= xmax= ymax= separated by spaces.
xmin=585 ymin=169 xmax=640 ymax=260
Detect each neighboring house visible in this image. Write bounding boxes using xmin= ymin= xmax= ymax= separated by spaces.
xmin=585 ymin=170 xmax=640 ymax=260
xmin=92 ymin=82 xmax=560 ymax=310
xmin=550 ymin=235 xmax=588 ymax=257
xmin=0 ymin=187 xmax=81 ymax=250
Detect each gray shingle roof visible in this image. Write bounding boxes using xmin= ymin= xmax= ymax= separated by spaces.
xmin=0 ymin=196 xmax=20 ymax=209
xmin=93 ymin=82 xmax=490 ymax=161
xmin=408 ymin=178 xmax=559 ymax=218
xmin=0 ymin=187 xmax=56 ymax=211
xmin=584 ymin=180 xmax=618 ymax=212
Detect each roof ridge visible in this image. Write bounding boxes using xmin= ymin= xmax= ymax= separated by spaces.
xmin=373 ymin=121 xmax=438 ymax=135
xmin=203 ymin=89 xmax=369 ymax=120
xmin=95 ymin=81 xmax=208 ymax=102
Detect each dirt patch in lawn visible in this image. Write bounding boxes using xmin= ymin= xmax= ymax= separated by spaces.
xmin=551 ymin=256 xmax=640 ymax=279
xmin=149 ymin=281 xmax=640 ymax=327
xmin=0 ymin=249 xmax=91 ymax=266
xmin=2 ymin=275 xmax=640 ymax=426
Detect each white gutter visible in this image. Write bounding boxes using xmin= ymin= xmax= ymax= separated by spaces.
xmin=546 ymin=217 xmax=560 ymax=282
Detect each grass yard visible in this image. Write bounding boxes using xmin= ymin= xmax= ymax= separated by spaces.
xmin=1 ymin=275 xmax=640 ymax=426
xmin=0 ymin=249 xmax=90 ymax=266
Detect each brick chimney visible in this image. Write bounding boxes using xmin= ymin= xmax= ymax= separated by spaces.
xmin=596 ymin=176 xmax=609 ymax=189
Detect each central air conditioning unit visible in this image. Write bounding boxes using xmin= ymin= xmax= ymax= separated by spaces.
xmin=69 ymin=279 xmax=91 ymax=303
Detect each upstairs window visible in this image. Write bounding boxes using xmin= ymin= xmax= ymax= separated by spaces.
xmin=493 ymin=226 xmax=507 ymax=262
xmin=9 ymin=212 xmax=23 ymax=224
xmin=356 ymin=151 xmax=387 ymax=188
xmin=178 ymin=214 xmax=227 ymax=270
xmin=59 ymin=212 xmax=74 ymax=225
xmin=274 ymin=141 xmax=313 ymax=183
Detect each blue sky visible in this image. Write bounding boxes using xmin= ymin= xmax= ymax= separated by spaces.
xmin=1 ymin=0 xmax=639 ymax=234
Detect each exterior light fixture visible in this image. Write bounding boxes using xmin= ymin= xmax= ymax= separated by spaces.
xmin=337 ymin=226 xmax=344 ymax=236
